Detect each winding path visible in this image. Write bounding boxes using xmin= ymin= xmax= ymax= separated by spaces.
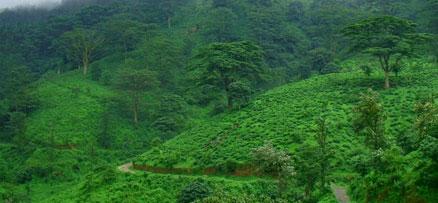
xmin=117 ymin=162 xmax=135 ymax=174
xmin=118 ymin=163 xmax=352 ymax=202
xmin=331 ymin=185 xmax=351 ymax=203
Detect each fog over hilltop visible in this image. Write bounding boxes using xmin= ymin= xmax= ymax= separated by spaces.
xmin=0 ymin=0 xmax=61 ymax=9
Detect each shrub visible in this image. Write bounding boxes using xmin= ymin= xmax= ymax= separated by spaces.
xmin=177 ymin=179 xmax=212 ymax=203
xmin=359 ymin=64 xmax=372 ymax=76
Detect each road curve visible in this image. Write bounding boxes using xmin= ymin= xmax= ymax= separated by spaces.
xmin=118 ymin=162 xmax=135 ymax=174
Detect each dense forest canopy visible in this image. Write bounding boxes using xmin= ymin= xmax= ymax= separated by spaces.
xmin=0 ymin=0 xmax=437 ymax=202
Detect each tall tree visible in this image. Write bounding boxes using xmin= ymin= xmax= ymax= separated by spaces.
xmin=414 ymin=97 xmax=438 ymax=141
xmin=57 ymin=28 xmax=104 ymax=75
xmin=115 ymin=66 xmax=158 ymax=125
xmin=202 ymin=7 xmax=239 ymax=43
xmin=296 ymin=143 xmax=320 ymax=201
xmin=343 ymin=16 xmax=430 ymax=89
xmin=190 ymin=41 xmax=264 ymax=110
xmin=353 ymin=89 xmax=386 ymax=150
xmin=252 ymin=142 xmax=295 ymax=195
xmin=314 ymin=116 xmax=331 ymax=192
xmin=100 ymin=18 xmax=148 ymax=56
xmin=142 ymin=35 xmax=183 ymax=89
xmin=308 ymin=48 xmax=335 ymax=74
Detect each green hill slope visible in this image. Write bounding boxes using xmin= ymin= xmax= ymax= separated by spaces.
xmin=136 ymin=60 xmax=438 ymax=173
xmin=11 ymin=71 xmax=148 ymax=183
xmin=24 ymin=72 xmax=115 ymax=145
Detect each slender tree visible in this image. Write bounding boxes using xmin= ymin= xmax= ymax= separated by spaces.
xmin=314 ymin=116 xmax=330 ymax=192
xmin=116 ymin=67 xmax=158 ymax=125
xmin=57 ymin=28 xmax=104 ymax=75
xmin=414 ymin=97 xmax=438 ymax=141
xmin=353 ymin=89 xmax=386 ymax=150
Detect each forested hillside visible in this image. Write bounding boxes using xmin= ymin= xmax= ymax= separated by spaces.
xmin=0 ymin=0 xmax=437 ymax=202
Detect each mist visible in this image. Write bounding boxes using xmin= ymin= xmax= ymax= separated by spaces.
xmin=0 ymin=0 xmax=62 ymax=9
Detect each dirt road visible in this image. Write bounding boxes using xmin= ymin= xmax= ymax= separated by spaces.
xmin=331 ymin=185 xmax=351 ymax=203
xmin=117 ymin=162 xmax=135 ymax=174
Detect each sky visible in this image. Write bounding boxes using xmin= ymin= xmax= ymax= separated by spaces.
xmin=0 ymin=0 xmax=61 ymax=9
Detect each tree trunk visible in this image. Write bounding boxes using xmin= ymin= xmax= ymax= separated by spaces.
xmin=305 ymin=184 xmax=311 ymax=200
xmin=83 ymin=62 xmax=88 ymax=75
xmin=384 ymin=71 xmax=390 ymax=89
xmin=132 ymin=95 xmax=139 ymax=125
xmin=227 ymin=95 xmax=233 ymax=110
xmin=83 ymin=48 xmax=90 ymax=75
xmin=167 ymin=16 xmax=172 ymax=29
xmin=321 ymin=168 xmax=326 ymax=192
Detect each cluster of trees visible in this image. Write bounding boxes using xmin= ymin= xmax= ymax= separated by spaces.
xmin=343 ymin=16 xmax=431 ymax=88
xmin=251 ymin=115 xmax=332 ymax=201
xmin=247 ymin=88 xmax=437 ymax=202
xmin=350 ymin=90 xmax=438 ymax=202
xmin=0 ymin=0 xmax=436 ymax=202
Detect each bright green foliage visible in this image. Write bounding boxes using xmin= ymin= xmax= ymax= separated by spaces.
xmin=353 ymin=89 xmax=387 ymax=150
xmin=24 ymin=72 xmax=114 ymax=145
xmin=252 ymin=142 xmax=294 ymax=194
xmin=414 ymin=97 xmax=438 ymax=140
xmin=138 ymin=61 xmax=438 ymax=167
xmin=343 ymin=16 xmax=431 ymax=88
xmin=191 ymin=41 xmax=264 ymax=110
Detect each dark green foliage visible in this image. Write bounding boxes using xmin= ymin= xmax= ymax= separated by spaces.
xmin=359 ymin=64 xmax=373 ymax=76
xmin=56 ymin=28 xmax=105 ymax=75
xmin=295 ymin=143 xmax=320 ymax=201
xmin=314 ymin=117 xmax=331 ymax=192
xmin=142 ymin=35 xmax=183 ymax=89
xmin=343 ymin=16 xmax=432 ymax=88
xmin=202 ymin=7 xmax=239 ymax=43
xmin=191 ymin=41 xmax=264 ymax=110
xmin=99 ymin=17 xmax=147 ymax=54
xmin=97 ymin=110 xmax=112 ymax=149
xmin=115 ymin=66 xmax=158 ymax=124
xmin=152 ymin=94 xmax=187 ymax=138
xmin=308 ymin=48 xmax=337 ymax=74
xmin=177 ymin=179 xmax=212 ymax=203
xmin=0 ymin=0 xmax=437 ymax=202
xmin=227 ymin=81 xmax=252 ymax=110
xmin=287 ymin=1 xmax=305 ymax=22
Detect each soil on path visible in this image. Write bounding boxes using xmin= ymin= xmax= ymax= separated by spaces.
xmin=119 ymin=162 xmax=351 ymax=203
xmin=331 ymin=184 xmax=351 ymax=203
xmin=118 ymin=162 xmax=135 ymax=174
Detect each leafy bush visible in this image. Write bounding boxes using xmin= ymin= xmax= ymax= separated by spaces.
xmin=177 ymin=179 xmax=212 ymax=203
xmin=359 ymin=64 xmax=372 ymax=76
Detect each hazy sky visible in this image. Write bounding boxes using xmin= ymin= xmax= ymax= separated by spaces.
xmin=0 ymin=0 xmax=61 ymax=9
